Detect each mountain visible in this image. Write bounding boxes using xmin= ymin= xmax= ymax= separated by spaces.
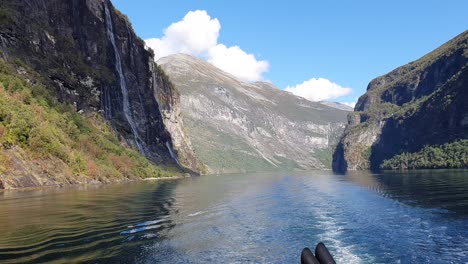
xmin=158 ymin=53 xmax=349 ymax=173
xmin=0 ymin=0 xmax=202 ymax=189
xmin=319 ymin=101 xmax=353 ymax=111
xmin=333 ymin=31 xmax=468 ymax=172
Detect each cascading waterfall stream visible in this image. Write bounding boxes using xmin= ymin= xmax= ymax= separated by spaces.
xmin=104 ymin=2 xmax=146 ymax=155
xmin=165 ymin=141 xmax=181 ymax=166
xmin=0 ymin=36 xmax=8 ymax=60
xmin=102 ymin=86 xmax=112 ymax=120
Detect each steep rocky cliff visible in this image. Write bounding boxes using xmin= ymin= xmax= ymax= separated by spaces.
xmin=159 ymin=54 xmax=349 ymax=173
xmin=0 ymin=0 xmax=201 ymax=188
xmin=333 ymin=31 xmax=468 ymax=172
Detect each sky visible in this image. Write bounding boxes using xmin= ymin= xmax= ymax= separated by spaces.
xmin=112 ymin=0 xmax=468 ymax=106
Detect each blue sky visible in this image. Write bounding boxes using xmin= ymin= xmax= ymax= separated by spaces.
xmin=112 ymin=0 xmax=467 ymax=105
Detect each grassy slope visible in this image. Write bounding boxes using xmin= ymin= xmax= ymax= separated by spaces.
xmin=0 ymin=60 xmax=179 ymax=186
xmin=185 ymin=118 xmax=277 ymax=173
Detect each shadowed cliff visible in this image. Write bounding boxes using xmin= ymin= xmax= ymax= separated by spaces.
xmin=333 ymin=31 xmax=468 ymax=172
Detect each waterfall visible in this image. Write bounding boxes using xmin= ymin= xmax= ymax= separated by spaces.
xmin=104 ymin=2 xmax=146 ymax=155
xmin=102 ymin=86 xmax=112 ymax=120
xmin=0 ymin=36 xmax=8 ymax=60
xmin=165 ymin=141 xmax=181 ymax=166
xmin=106 ymin=87 xmax=112 ymax=119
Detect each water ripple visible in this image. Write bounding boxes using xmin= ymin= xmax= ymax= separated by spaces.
xmin=0 ymin=170 xmax=467 ymax=263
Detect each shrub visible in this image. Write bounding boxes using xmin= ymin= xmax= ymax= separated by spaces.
xmin=0 ymin=60 xmax=180 ymax=181
xmin=29 ymin=122 xmax=69 ymax=161
xmin=381 ymin=140 xmax=468 ymax=169
xmin=69 ymin=151 xmax=87 ymax=174
xmin=109 ymin=154 xmax=133 ymax=177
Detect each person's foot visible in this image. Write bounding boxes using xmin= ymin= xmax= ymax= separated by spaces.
xmin=301 ymin=242 xmax=336 ymax=264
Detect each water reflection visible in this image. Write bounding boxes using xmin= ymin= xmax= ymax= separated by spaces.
xmin=0 ymin=180 xmax=181 ymax=263
xmin=344 ymin=170 xmax=468 ymax=215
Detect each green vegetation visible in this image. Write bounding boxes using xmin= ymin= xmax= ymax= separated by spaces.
xmin=0 ymin=61 xmax=178 ymax=180
xmin=365 ymin=102 xmax=400 ymax=120
xmin=0 ymin=1 xmax=17 ymax=26
xmin=381 ymin=140 xmax=468 ymax=170
xmin=336 ymin=32 xmax=468 ymax=173
xmin=272 ymin=155 xmax=303 ymax=170
xmin=0 ymin=9 xmax=11 ymax=25
xmin=363 ymin=146 xmax=372 ymax=160
xmin=313 ymin=148 xmax=333 ymax=169
xmin=186 ymin=119 xmax=275 ymax=173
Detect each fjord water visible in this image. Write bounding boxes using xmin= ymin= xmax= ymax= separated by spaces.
xmin=0 ymin=171 xmax=467 ymax=263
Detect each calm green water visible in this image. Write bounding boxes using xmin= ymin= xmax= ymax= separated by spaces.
xmin=0 ymin=170 xmax=467 ymax=263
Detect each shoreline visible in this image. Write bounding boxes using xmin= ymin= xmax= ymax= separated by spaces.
xmin=4 ymin=168 xmax=466 ymax=192
xmin=143 ymin=174 xmax=192 ymax=181
xmin=0 ymin=173 xmax=193 ymax=192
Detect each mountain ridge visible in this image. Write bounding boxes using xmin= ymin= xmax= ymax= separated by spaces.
xmin=333 ymin=30 xmax=468 ymax=171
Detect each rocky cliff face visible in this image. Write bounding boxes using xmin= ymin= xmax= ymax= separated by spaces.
xmin=0 ymin=0 xmax=200 ymax=172
xmin=159 ymin=54 xmax=349 ymax=173
xmin=333 ymin=31 xmax=468 ymax=172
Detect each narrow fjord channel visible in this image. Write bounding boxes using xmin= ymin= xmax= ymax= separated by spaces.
xmin=0 ymin=170 xmax=467 ymax=263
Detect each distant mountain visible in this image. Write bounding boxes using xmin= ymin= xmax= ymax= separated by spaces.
xmin=319 ymin=101 xmax=353 ymax=111
xmin=159 ymin=54 xmax=349 ymax=173
xmin=333 ymin=31 xmax=468 ymax=171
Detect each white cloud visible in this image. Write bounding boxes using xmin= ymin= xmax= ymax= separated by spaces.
xmin=285 ymin=78 xmax=352 ymax=102
xmin=145 ymin=10 xmax=268 ymax=82
xmin=208 ymin=44 xmax=269 ymax=82
xmin=145 ymin=10 xmax=220 ymax=59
